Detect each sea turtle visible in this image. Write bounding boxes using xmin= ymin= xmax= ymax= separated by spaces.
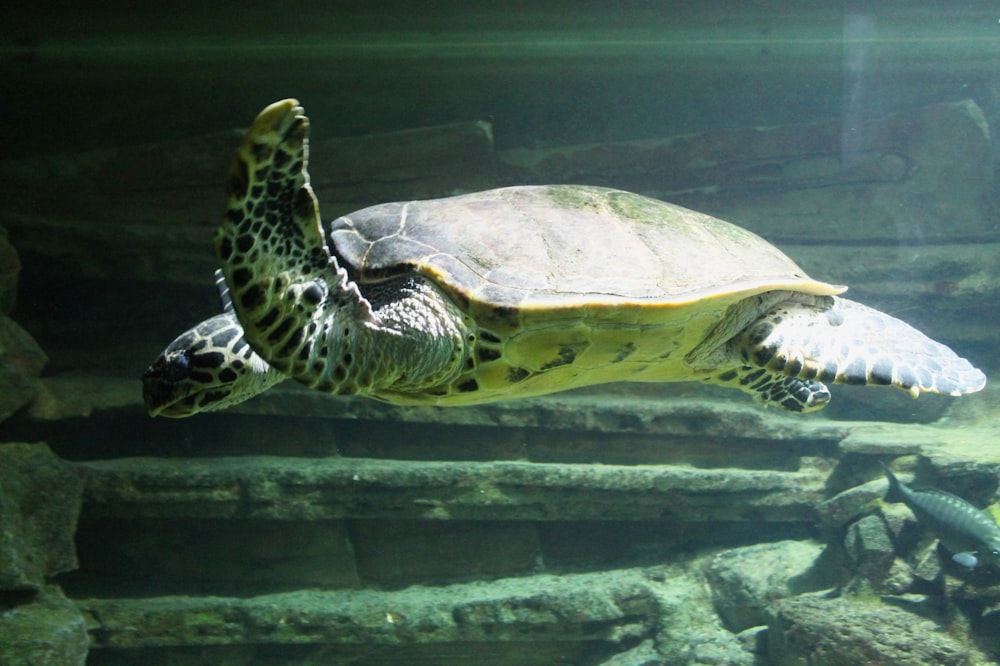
xmin=142 ymin=99 xmax=986 ymax=417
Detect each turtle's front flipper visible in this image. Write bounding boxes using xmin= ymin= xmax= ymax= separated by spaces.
xmin=214 ymin=99 xmax=371 ymax=388
xmin=740 ymin=296 xmax=986 ymax=399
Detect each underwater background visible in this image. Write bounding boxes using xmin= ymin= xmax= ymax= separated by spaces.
xmin=2 ymin=1 xmax=1000 ymax=664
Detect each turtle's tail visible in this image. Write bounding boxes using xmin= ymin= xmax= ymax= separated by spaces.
xmin=215 ymin=99 xmax=372 ymax=389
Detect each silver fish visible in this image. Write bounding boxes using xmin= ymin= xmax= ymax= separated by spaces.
xmin=880 ymin=462 xmax=1000 ymax=568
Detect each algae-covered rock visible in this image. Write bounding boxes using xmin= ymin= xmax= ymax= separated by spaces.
xmin=0 ymin=228 xmax=47 ymax=423
xmin=767 ymin=594 xmax=978 ymax=665
xmin=644 ymin=565 xmax=756 ymax=666
xmin=703 ymin=539 xmax=829 ymax=632
xmin=0 ymin=226 xmax=18 ymax=314
xmin=0 ymin=443 xmax=82 ymax=590
xmin=0 ymin=585 xmax=88 ymax=665
xmin=844 ymin=514 xmax=896 ymax=587
xmin=0 ymin=314 xmax=47 ymax=423
xmin=79 ymin=568 xmax=658 ymax=648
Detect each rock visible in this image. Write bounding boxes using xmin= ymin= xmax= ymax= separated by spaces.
xmin=844 ymin=515 xmax=896 ymax=587
xmin=26 ymin=373 xmax=137 ymax=421
xmin=233 ymin=385 xmax=854 ymax=441
xmin=312 ymin=121 xmax=497 ymax=211
xmin=688 ymin=638 xmax=754 ymax=666
xmin=942 ymin=570 xmax=1000 ymax=602
xmin=0 ymin=226 xmax=18 ymax=314
xmin=80 ymin=568 xmax=657 ymax=649
xmin=0 ymin=585 xmax=88 ymax=666
xmin=644 ymin=566 xmax=756 ymax=666
xmin=0 ymin=443 xmax=82 ymax=590
xmin=767 ymin=595 xmax=976 ymax=665
xmin=703 ymin=540 xmax=829 ymax=632
xmin=78 ymin=456 xmax=825 ymax=523
xmin=0 ymin=315 xmax=47 ymax=423
xmin=879 ymin=502 xmax=923 ymax=550
xmin=817 ymin=478 xmax=883 ymax=533
xmin=881 ymin=558 xmax=917 ymax=595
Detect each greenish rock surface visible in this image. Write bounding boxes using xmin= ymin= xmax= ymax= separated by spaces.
xmin=0 ymin=315 xmax=47 ymax=423
xmin=78 ymin=564 xmax=760 ymax=665
xmin=646 ymin=566 xmax=755 ymax=665
xmin=0 ymin=226 xmax=18 ymax=314
xmin=79 ymin=568 xmax=657 ymax=649
xmin=0 ymin=443 xmax=82 ymax=590
xmin=703 ymin=539 xmax=830 ymax=632
xmin=844 ymin=515 xmax=896 ymax=586
xmin=77 ymin=456 xmax=826 ymax=523
xmin=0 ymin=228 xmax=48 ymax=423
xmin=0 ymin=585 xmax=88 ymax=666
xmin=767 ymin=594 xmax=983 ymax=665
xmin=595 ymin=639 xmax=662 ymax=666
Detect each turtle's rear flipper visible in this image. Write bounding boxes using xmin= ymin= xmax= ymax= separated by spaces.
xmin=710 ymin=370 xmax=832 ymax=412
xmin=740 ymin=296 xmax=986 ymax=398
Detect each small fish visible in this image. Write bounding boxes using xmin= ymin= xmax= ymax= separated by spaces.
xmin=880 ymin=461 xmax=1000 ymax=568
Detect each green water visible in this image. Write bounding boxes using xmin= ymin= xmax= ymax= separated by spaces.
xmin=2 ymin=3 xmax=999 ymax=664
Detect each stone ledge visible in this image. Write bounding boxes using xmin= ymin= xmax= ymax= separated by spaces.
xmin=77 ymin=456 xmax=825 ymax=523
xmin=78 ymin=568 xmax=657 ymax=649
xmin=0 ymin=443 xmax=81 ymax=590
xmin=0 ymin=586 xmax=88 ymax=666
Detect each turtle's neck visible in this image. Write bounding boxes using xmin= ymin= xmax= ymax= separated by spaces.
xmin=344 ymin=276 xmax=471 ymax=396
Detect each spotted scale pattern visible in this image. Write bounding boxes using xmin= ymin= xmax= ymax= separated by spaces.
xmin=214 ymin=99 xmax=375 ymax=394
xmin=738 ymin=296 xmax=986 ymax=398
xmin=142 ymin=312 xmax=284 ymax=417
xmin=213 ymin=100 xmax=469 ymax=398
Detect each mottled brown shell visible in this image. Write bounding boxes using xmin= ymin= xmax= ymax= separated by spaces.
xmin=328 ymin=185 xmax=839 ymax=334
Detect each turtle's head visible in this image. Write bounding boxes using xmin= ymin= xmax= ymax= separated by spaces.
xmin=142 ymin=312 xmax=285 ymax=417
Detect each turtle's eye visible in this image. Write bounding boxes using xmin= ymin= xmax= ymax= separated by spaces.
xmin=163 ymin=351 xmax=193 ymax=382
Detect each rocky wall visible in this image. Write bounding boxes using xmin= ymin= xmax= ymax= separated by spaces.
xmin=0 ymin=443 xmax=87 ymax=665
xmin=1 ymin=101 xmax=999 ymax=664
